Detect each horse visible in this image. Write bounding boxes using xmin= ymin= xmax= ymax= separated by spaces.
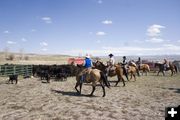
xmin=127 ymin=66 xmax=137 ymax=81
xmin=154 ymin=62 xmax=178 ymax=76
xmin=94 ymin=61 xmax=126 ymax=87
xmin=127 ymin=61 xmax=142 ymax=81
xmin=139 ymin=64 xmax=150 ymax=76
xmin=75 ymin=65 xmax=110 ymax=97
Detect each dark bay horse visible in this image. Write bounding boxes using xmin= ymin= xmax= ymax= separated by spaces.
xmin=75 ymin=66 xmax=110 ymax=97
xmin=154 ymin=62 xmax=178 ymax=76
xmin=94 ymin=61 xmax=125 ymax=87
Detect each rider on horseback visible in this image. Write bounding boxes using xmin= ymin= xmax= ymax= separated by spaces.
xmin=136 ymin=57 xmax=142 ymax=76
xmin=122 ymin=56 xmax=129 ymax=80
xmin=163 ymin=59 xmax=169 ymax=70
xmin=137 ymin=57 xmax=142 ymax=70
xmin=80 ymin=54 xmax=93 ymax=83
xmin=106 ymin=53 xmax=115 ymax=76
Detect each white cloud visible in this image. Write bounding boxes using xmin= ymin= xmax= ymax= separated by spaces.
xmin=41 ymin=48 xmax=48 ymax=51
xmin=98 ymin=0 xmax=103 ymax=4
xmin=89 ymin=32 xmax=93 ymax=35
xmin=40 ymin=42 xmax=48 ymax=47
xmin=162 ymin=44 xmax=180 ymax=50
xmin=146 ymin=38 xmax=164 ymax=43
xmin=7 ymin=41 xmax=16 ymax=44
xmin=147 ymin=24 xmax=165 ymax=37
xmin=21 ymin=38 xmax=27 ymax=42
xmin=96 ymin=31 xmax=106 ymax=36
xmin=41 ymin=17 xmax=52 ymax=23
xmin=31 ymin=29 xmax=37 ymax=32
xmin=3 ymin=30 xmax=10 ymax=34
xmin=63 ymin=44 xmax=180 ymax=56
xmin=96 ymin=40 xmax=101 ymax=43
xmin=102 ymin=20 xmax=112 ymax=25
xmin=133 ymin=40 xmax=144 ymax=43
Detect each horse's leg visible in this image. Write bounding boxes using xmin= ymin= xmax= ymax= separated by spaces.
xmin=115 ymin=76 xmax=120 ymax=86
xmin=136 ymin=69 xmax=140 ymax=76
xmin=115 ymin=75 xmax=125 ymax=87
xmin=123 ymin=68 xmax=129 ymax=81
xmin=170 ymin=69 xmax=174 ymax=76
xmin=90 ymin=85 xmax=96 ymax=96
xmin=162 ymin=71 xmax=165 ymax=76
xmin=75 ymin=82 xmax=80 ymax=94
xmin=125 ymin=70 xmax=129 ymax=81
xmin=79 ymin=82 xmax=82 ymax=94
xmin=121 ymin=77 xmax=125 ymax=86
xmin=157 ymin=70 xmax=160 ymax=76
xmin=130 ymin=72 xmax=132 ymax=80
xmin=133 ymin=73 xmax=136 ymax=81
xmin=100 ymin=82 xmax=106 ymax=97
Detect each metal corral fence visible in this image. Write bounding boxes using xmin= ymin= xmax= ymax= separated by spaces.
xmin=0 ymin=64 xmax=33 ymax=77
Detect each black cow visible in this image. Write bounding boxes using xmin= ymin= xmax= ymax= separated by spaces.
xmin=8 ymin=75 xmax=18 ymax=84
xmin=40 ymin=70 xmax=50 ymax=83
xmin=55 ymin=73 xmax=67 ymax=81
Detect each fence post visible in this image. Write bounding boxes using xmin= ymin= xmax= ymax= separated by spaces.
xmin=0 ymin=65 xmax=1 ymax=76
xmin=13 ymin=65 xmax=16 ymax=75
xmin=5 ymin=65 xmax=7 ymax=75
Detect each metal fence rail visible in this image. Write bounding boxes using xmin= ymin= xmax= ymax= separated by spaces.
xmin=0 ymin=64 xmax=33 ymax=77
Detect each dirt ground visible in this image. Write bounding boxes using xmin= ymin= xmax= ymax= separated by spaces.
xmin=0 ymin=72 xmax=179 ymax=120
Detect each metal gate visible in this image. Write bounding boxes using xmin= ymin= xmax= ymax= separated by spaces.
xmin=0 ymin=64 xmax=33 ymax=77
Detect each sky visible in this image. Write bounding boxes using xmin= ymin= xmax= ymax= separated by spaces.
xmin=0 ymin=0 xmax=180 ymax=56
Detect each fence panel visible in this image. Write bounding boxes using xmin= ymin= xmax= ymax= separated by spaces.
xmin=0 ymin=64 xmax=33 ymax=77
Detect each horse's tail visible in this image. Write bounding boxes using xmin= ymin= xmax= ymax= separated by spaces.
xmin=174 ymin=65 xmax=178 ymax=73
xmin=136 ymin=67 xmax=140 ymax=76
xmin=100 ymin=71 xmax=110 ymax=88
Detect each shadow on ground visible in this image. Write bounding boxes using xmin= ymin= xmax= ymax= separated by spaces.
xmin=51 ymin=89 xmax=97 ymax=97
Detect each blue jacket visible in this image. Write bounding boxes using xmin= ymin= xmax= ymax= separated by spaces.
xmin=84 ymin=58 xmax=92 ymax=68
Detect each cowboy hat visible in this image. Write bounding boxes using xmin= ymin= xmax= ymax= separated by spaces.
xmin=85 ymin=54 xmax=90 ymax=58
xmin=109 ymin=53 xmax=113 ymax=57
xmin=123 ymin=56 xmax=126 ymax=59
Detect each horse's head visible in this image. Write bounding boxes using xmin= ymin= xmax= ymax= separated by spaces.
xmin=154 ymin=63 xmax=159 ymax=68
xmin=94 ymin=61 xmax=105 ymax=67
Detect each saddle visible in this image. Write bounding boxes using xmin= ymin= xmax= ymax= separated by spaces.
xmin=80 ymin=68 xmax=92 ymax=83
xmin=109 ymin=66 xmax=116 ymax=71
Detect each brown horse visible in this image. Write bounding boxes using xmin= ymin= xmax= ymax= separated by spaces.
xmin=154 ymin=62 xmax=178 ymax=76
xmin=75 ymin=67 xmax=110 ymax=97
xmin=139 ymin=64 xmax=150 ymax=76
xmin=128 ymin=61 xmax=141 ymax=81
xmin=94 ymin=61 xmax=125 ymax=87
xmin=127 ymin=66 xmax=137 ymax=81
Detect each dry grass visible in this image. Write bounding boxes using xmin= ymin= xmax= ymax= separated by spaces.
xmin=0 ymin=72 xmax=179 ymax=120
xmin=0 ymin=52 xmax=71 ymax=65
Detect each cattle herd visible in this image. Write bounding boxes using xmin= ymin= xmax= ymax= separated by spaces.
xmin=32 ymin=64 xmax=80 ymax=83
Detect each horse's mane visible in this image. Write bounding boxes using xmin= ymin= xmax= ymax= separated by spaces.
xmin=96 ymin=61 xmax=106 ymax=67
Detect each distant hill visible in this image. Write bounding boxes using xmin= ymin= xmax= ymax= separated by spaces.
xmin=0 ymin=52 xmax=180 ymax=65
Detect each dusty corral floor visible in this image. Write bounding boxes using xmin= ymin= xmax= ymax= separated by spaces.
xmin=0 ymin=72 xmax=180 ymax=120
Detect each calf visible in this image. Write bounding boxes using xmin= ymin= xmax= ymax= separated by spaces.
xmin=8 ymin=75 xmax=18 ymax=84
xmin=56 ymin=73 xmax=67 ymax=81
